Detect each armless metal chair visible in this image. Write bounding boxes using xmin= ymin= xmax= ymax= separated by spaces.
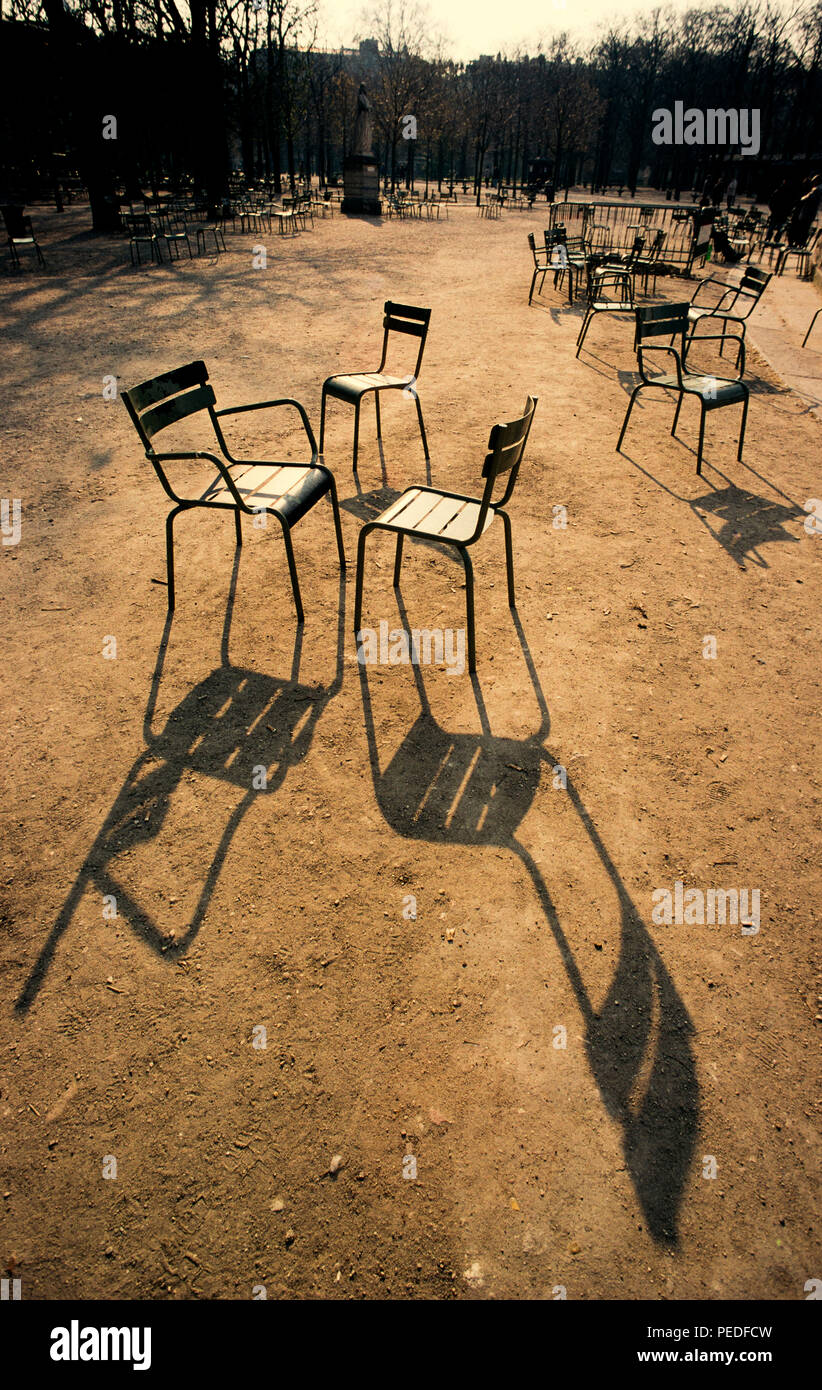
xmin=320 ymin=301 xmax=431 ymax=472
xmin=617 ymin=303 xmax=748 ymax=475
xmin=527 ymin=232 xmax=550 ymax=303
xmin=354 ymin=396 xmax=538 ymax=673
xmin=122 ymin=360 xmax=345 ymax=617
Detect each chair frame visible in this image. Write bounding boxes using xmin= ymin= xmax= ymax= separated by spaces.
xmin=122 ymin=359 xmax=345 ymax=618
xmin=576 ymin=267 xmax=638 ymax=357
xmin=527 ymin=232 xmax=550 ymax=303
xmin=617 ymin=302 xmax=749 ymax=475
xmin=685 ymin=264 xmax=771 ymax=362
xmin=777 ymin=226 xmax=821 ymax=279
xmin=320 ymin=301 xmax=431 ymax=473
xmin=354 ymin=396 xmax=538 ymax=673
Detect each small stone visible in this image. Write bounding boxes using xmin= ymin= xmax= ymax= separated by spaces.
xmin=328 ymin=1154 xmax=344 ymax=1175
xmin=284 ymin=1229 xmax=295 ymax=1246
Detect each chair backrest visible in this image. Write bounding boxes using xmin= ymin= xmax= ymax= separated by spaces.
xmin=527 ymin=231 xmax=541 ymax=265
xmin=635 ymin=303 xmax=689 ymax=370
xmin=739 ymin=264 xmax=770 ymax=297
xmin=122 ymin=360 xmax=216 ymax=454
xmin=475 ymin=396 xmax=538 ymax=521
xmin=380 ymin=301 xmax=431 ymax=378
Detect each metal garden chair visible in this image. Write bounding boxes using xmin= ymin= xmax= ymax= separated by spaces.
xmin=122 ymin=359 xmax=345 ymax=616
xmin=354 ymin=396 xmax=538 ymax=673
xmin=576 ymin=267 xmax=638 ymax=357
xmin=527 ymin=232 xmax=551 ymax=303
xmin=777 ymin=225 xmax=821 ymax=279
xmin=320 ymin=301 xmax=431 ymax=473
xmin=617 ymin=302 xmax=749 ymax=475
xmin=126 ymin=213 xmax=163 ymax=266
xmin=3 ymin=205 xmax=45 ymax=269
xmin=685 ymin=263 xmax=770 ymax=365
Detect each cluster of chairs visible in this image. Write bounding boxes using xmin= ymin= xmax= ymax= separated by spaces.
xmin=383 ymin=191 xmax=449 ymax=220
xmin=122 ymin=302 xmax=538 ymax=673
xmin=528 ymin=215 xmax=776 ymax=475
xmin=122 ymin=187 xmax=330 ymax=265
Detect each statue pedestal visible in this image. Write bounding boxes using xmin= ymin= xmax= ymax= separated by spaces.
xmin=342 ymin=155 xmax=380 ymax=215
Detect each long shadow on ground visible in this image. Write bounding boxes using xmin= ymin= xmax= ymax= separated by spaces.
xmin=358 ymin=595 xmax=698 ymax=1246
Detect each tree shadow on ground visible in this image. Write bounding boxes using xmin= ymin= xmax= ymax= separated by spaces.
xmin=16 ymin=553 xmax=345 ymax=1013
xmin=357 ymin=596 xmax=698 ymax=1246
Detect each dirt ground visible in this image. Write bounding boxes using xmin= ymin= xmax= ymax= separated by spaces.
xmin=1 ymin=201 xmax=819 ymax=1301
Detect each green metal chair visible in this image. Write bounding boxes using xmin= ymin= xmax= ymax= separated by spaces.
xmin=354 ymin=396 xmax=538 ymax=673
xmin=527 ymin=232 xmax=550 ymax=303
xmin=576 ymin=266 xmax=638 ymax=357
xmin=122 ymin=359 xmax=345 ymax=616
xmin=686 ymin=264 xmax=771 ymax=365
xmin=617 ymin=302 xmax=749 ymax=475
xmin=320 ymin=301 xmax=431 ymax=473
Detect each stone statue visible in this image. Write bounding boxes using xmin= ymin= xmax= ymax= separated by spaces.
xmin=352 ymin=84 xmax=374 ymax=157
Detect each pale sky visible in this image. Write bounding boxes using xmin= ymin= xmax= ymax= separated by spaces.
xmin=319 ymin=0 xmax=715 ymax=62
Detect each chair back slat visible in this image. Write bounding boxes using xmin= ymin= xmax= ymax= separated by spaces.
xmin=138 ymin=384 xmax=216 ymax=440
xmin=482 ymin=396 xmax=538 ymax=480
xmin=740 ymin=266 xmax=770 ymax=294
xmin=125 ymin=360 xmax=209 ymax=413
xmin=635 ymin=302 xmax=689 ymax=341
xmin=383 ymin=300 xmax=431 ymax=337
xmin=381 ymin=301 xmax=431 ymax=378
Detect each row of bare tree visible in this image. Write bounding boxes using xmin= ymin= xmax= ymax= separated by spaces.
xmin=1 ymin=0 xmax=820 ymax=225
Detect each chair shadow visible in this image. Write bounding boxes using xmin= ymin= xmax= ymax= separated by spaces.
xmin=357 ymin=598 xmax=698 ymax=1246
xmin=622 ymin=444 xmax=805 ymax=569
xmin=15 ymin=553 xmax=346 ymax=1013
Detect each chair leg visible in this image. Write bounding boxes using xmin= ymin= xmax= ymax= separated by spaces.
xmin=461 ymin=547 xmax=476 ymax=674
xmin=696 ymin=405 xmax=706 ymax=475
xmin=352 ymin=401 xmax=360 ymax=473
xmin=738 ymin=392 xmax=749 ymax=460
xmin=279 ymin=518 xmax=304 ymax=622
xmin=354 ymin=525 xmax=372 ymax=633
xmin=234 ymin=509 xmax=243 ymax=548
xmin=500 ymin=510 xmax=516 ymax=608
xmin=165 ymin=506 xmax=182 ymax=610
xmin=414 ymin=395 xmax=430 ymax=460
xmin=528 ymin=267 xmax=538 ymax=304
xmin=576 ymin=309 xmax=593 ymax=356
xmin=672 ymin=391 xmax=684 ymax=436
xmin=319 ymin=391 xmax=328 ymax=455
xmin=393 ymin=533 xmax=404 ymax=588
xmin=327 ymin=475 xmax=346 ymax=570
xmin=374 ymin=391 xmax=382 ymax=439
xmin=616 ymin=385 xmax=642 ymax=452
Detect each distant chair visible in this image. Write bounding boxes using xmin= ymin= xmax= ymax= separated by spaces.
xmin=634 ymin=228 xmax=667 ymax=294
xmin=121 ymin=359 xmax=345 ymax=616
xmin=777 ymin=226 xmax=822 ymax=279
xmin=320 ymin=301 xmax=431 ymax=473
xmin=125 ymin=213 xmax=163 ymax=267
xmin=527 ymin=232 xmax=550 ymax=303
xmin=617 ymin=302 xmax=749 ymax=476
xmin=576 ymin=267 xmax=638 ymax=358
xmin=196 ymin=223 xmax=227 ymax=255
xmin=155 ymin=211 xmax=193 ymax=261
xmin=686 ymin=264 xmax=771 ymax=364
xmin=354 ymin=396 xmax=538 ymax=673
xmin=2 ymin=205 xmax=45 ymax=269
